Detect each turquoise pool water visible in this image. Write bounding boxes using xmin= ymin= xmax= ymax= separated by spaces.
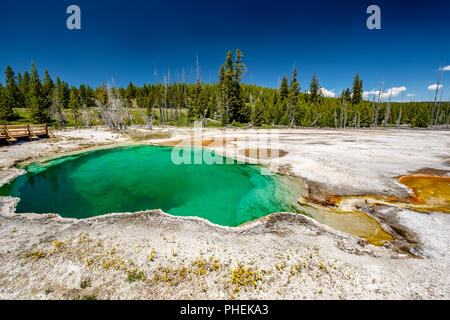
xmin=0 ymin=145 xmax=303 ymax=226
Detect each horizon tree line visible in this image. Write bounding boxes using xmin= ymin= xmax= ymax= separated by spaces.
xmin=0 ymin=52 xmax=448 ymax=129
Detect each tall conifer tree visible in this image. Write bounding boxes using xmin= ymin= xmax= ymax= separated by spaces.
xmin=351 ymin=74 xmax=363 ymax=105
xmin=277 ymin=75 xmax=289 ymax=124
xmin=3 ymin=66 xmax=18 ymax=119
xmin=43 ymin=69 xmax=55 ymax=98
xmin=0 ymin=83 xmax=11 ymax=122
xmin=233 ymin=49 xmax=249 ymax=122
xmin=288 ymin=67 xmax=300 ymax=127
xmin=29 ymin=62 xmax=50 ymax=123
xmin=309 ymin=73 xmax=320 ymax=102
xmin=69 ymin=88 xmax=81 ymax=128
xmin=19 ymin=71 xmax=31 ymax=108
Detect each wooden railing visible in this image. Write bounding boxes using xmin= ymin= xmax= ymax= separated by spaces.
xmin=0 ymin=124 xmax=49 ymax=144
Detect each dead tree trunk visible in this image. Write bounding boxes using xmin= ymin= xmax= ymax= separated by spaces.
xmin=383 ymin=89 xmax=392 ymax=127
xmin=334 ymin=109 xmax=338 ymax=128
xmin=396 ymin=106 xmax=402 ymax=128
xmin=430 ymin=72 xmax=442 ymax=127
xmin=165 ymin=72 xmax=170 ymax=124
xmin=50 ymin=88 xmax=65 ymax=128
xmin=98 ymin=82 xmax=127 ymax=131
xmin=370 ymin=95 xmax=376 ymax=127
xmin=175 ymin=85 xmax=180 ymax=125
xmin=374 ymin=81 xmax=383 ymax=128
xmin=435 ymin=91 xmax=443 ymax=126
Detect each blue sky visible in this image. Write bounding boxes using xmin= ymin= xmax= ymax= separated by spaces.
xmin=0 ymin=0 xmax=449 ymax=101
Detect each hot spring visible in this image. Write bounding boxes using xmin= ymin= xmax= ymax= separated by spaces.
xmin=0 ymin=145 xmax=304 ymax=226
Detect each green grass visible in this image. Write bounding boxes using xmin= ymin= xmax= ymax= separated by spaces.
xmin=205 ymin=121 xmax=223 ymax=128
xmin=80 ymin=279 xmax=92 ymax=289
xmin=6 ymin=108 xmax=33 ymax=125
xmin=127 ymin=270 xmax=145 ymax=283
xmin=44 ymin=288 xmax=54 ymax=295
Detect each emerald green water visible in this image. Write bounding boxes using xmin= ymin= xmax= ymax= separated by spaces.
xmin=0 ymin=145 xmax=303 ymax=226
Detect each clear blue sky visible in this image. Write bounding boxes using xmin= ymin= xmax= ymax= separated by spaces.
xmin=1 ymin=0 xmax=449 ymax=101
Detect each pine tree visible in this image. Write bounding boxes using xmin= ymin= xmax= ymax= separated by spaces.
xmin=1 ymin=52 xmax=440 ymax=129
xmin=85 ymin=85 xmax=96 ymax=107
xmin=69 ymin=87 xmax=81 ymax=128
xmin=221 ymin=107 xmax=229 ymax=126
xmin=19 ymin=71 xmax=31 ymax=108
xmin=96 ymin=82 xmax=109 ymax=106
xmin=218 ymin=64 xmax=227 ymax=124
xmin=57 ymin=79 xmax=70 ymax=109
xmin=277 ymin=75 xmax=289 ymax=124
xmin=288 ymin=67 xmax=300 ymax=127
xmin=234 ymin=49 xmax=247 ymax=83
xmin=217 ymin=49 xmax=249 ymax=123
xmin=351 ymin=74 xmax=363 ymax=105
xmin=279 ymin=75 xmax=289 ymax=99
xmin=49 ymin=87 xmax=65 ymax=127
xmin=309 ymin=73 xmax=320 ymax=103
xmin=415 ymin=104 xmax=429 ymax=127
xmin=230 ymin=49 xmax=247 ymax=123
xmin=79 ymin=84 xmax=88 ymax=107
xmin=263 ymin=92 xmax=276 ymax=125
xmin=221 ymin=51 xmax=235 ymax=124
xmin=126 ymin=82 xmax=137 ymax=100
xmin=43 ymin=69 xmax=55 ymax=97
xmin=342 ymin=88 xmax=352 ymax=102
xmin=3 ymin=66 xmax=18 ymax=120
xmin=29 ymin=62 xmax=50 ymax=123
xmin=359 ymin=103 xmax=372 ymax=127
xmin=15 ymin=73 xmax=25 ymax=108
xmin=251 ymin=93 xmax=264 ymax=126
xmin=189 ymin=56 xmax=204 ymax=122
xmin=0 ymin=83 xmax=11 ymax=122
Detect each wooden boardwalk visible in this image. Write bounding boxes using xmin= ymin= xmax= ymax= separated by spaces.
xmin=0 ymin=124 xmax=49 ymax=144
